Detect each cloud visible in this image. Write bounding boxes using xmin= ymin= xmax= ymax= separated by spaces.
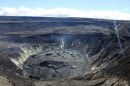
xmin=0 ymin=6 xmax=130 ymax=20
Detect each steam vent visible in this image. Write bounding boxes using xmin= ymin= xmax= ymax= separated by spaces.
xmin=0 ymin=16 xmax=130 ymax=86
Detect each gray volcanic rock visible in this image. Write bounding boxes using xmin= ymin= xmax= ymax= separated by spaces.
xmin=23 ymin=49 xmax=87 ymax=80
xmin=0 ymin=16 xmax=130 ymax=86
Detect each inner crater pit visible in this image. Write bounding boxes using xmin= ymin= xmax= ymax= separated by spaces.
xmin=23 ymin=49 xmax=88 ymax=80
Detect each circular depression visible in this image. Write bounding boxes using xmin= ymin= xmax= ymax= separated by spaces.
xmin=23 ymin=49 xmax=88 ymax=80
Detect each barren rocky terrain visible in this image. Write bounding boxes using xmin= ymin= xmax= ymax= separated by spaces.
xmin=0 ymin=16 xmax=130 ymax=86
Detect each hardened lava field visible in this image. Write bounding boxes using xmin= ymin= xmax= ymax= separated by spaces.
xmin=23 ymin=49 xmax=88 ymax=80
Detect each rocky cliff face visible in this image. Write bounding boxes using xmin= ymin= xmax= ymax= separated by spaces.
xmin=0 ymin=16 xmax=130 ymax=86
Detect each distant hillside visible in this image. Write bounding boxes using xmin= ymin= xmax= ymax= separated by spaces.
xmin=0 ymin=16 xmax=124 ymax=34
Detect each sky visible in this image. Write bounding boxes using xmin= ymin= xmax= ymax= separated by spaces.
xmin=0 ymin=0 xmax=130 ymax=20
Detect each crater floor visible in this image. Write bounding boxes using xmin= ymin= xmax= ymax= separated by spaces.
xmin=23 ymin=49 xmax=88 ymax=80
